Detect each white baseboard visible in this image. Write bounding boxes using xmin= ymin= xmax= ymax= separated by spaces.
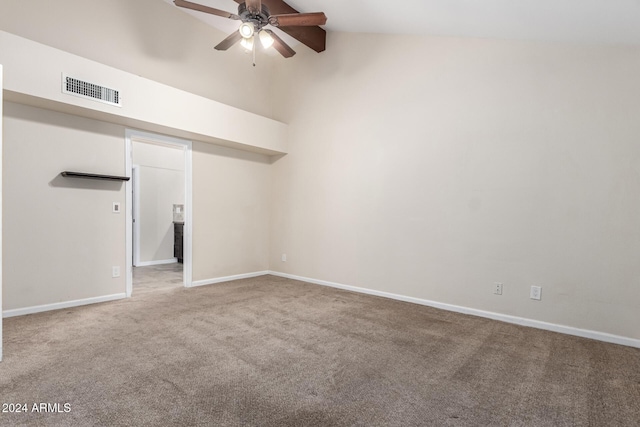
xmin=5 ymin=271 xmax=636 ymax=349
xmin=189 ymin=271 xmax=270 ymax=288
xmin=268 ymin=271 xmax=640 ymax=349
xmin=3 ymin=293 xmax=127 ymax=318
xmin=135 ymin=258 xmax=178 ymax=267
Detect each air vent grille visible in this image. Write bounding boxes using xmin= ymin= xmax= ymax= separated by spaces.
xmin=62 ymin=75 xmax=121 ymax=107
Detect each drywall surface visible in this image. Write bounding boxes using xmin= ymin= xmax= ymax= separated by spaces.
xmin=0 ymin=64 xmax=4 ymax=360
xmin=133 ymin=142 xmax=185 ymax=264
xmin=2 ymin=102 xmax=272 ymax=310
xmin=192 ymin=143 xmax=271 ymax=282
xmin=2 ymin=102 xmax=126 ymax=310
xmin=270 ymin=32 xmax=640 ymax=341
xmin=0 ymin=0 xmax=277 ymax=119
xmin=0 ymin=31 xmax=287 ymax=155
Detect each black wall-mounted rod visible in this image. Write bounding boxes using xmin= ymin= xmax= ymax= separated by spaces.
xmin=61 ymin=171 xmax=130 ymax=181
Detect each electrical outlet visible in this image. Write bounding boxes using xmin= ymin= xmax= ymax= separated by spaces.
xmin=113 ymin=202 xmax=121 ymax=213
xmin=281 ymin=254 xmax=287 ymax=262
xmin=530 ymin=286 xmax=542 ymax=300
xmin=494 ymin=282 xmax=503 ymax=295
xmin=112 ymin=266 xmax=120 ymax=278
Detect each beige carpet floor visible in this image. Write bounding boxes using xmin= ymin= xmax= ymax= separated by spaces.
xmin=1 ymin=275 xmax=639 ymax=426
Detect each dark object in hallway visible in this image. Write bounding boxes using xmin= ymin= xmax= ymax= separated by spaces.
xmin=174 ymin=221 xmax=184 ymax=263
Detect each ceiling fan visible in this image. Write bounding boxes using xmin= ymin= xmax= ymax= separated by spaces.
xmin=174 ymin=0 xmax=327 ymax=59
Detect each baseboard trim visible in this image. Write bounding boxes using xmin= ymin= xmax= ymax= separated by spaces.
xmin=2 ymin=293 xmax=127 ymax=318
xmin=135 ymin=258 xmax=178 ymax=267
xmin=189 ymin=271 xmax=270 ymax=288
xmin=268 ymin=271 xmax=640 ymax=349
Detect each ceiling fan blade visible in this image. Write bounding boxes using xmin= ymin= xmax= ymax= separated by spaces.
xmin=233 ymin=0 xmax=326 ymax=53
xmin=214 ymin=31 xmax=243 ymax=51
xmin=269 ymin=12 xmax=327 ymax=27
xmin=265 ymin=30 xmax=296 ymax=58
xmin=277 ymin=26 xmax=325 ymax=52
xmin=245 ymin=0 xmax=262 ymax=15
xmin=174 ymin=0 xmax=239 ymax=20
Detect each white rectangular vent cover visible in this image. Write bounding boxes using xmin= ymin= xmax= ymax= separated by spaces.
xmin=62 ymin=74 xmax=121 ymax=107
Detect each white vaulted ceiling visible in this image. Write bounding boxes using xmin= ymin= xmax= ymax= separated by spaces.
xmin=165 ymin=0 xmax=640 ymax=46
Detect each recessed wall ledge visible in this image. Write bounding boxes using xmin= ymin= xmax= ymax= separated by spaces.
xmin=0 ymin=31 xmax=287 ymax=156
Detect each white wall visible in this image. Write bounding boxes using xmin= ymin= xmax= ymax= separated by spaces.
xmin=0 ymin=64 xmax=4 ymax=360
xmin=192 ymin=143 xmax=271 ymax=282
xmin=133 ymin=142 xmax=185 ymax=264
xmin=0 ymin=31 xmax=287 ymax=156
xmin=270 ymin=33 xmax=640 ymax=341
xmin=0 ymin=0 xmax=279 ymax=314
xmin=2 ymin=102 xmax=273 ymax=312
xmin=3 ymin=102 xmax=127 ymax=310
xmin=0 ymin=0 xmax=278 ymax=119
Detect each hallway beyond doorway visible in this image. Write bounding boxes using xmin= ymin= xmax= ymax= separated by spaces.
xmin=133 ymin=264 xmax=183 ymax=295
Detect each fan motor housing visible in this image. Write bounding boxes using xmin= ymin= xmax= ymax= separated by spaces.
xmin=238 ymin=3 xmax=270 ymax=30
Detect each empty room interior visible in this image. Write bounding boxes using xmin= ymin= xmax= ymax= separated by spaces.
xmin=0 ymin=0 xmax=639 ymax=425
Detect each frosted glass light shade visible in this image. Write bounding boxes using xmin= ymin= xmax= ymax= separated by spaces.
xmin=259 ymin=30 xmax=274 ymax=49
xmin=240 ymin=36 xmax=254 ymax=51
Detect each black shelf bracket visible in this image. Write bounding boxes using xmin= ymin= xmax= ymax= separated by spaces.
xmin=61 ymin=171 xmax=130 ymax=181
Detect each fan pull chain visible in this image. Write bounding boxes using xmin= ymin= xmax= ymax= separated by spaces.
xmin=253 ymin=40 xmax=256 ymax=67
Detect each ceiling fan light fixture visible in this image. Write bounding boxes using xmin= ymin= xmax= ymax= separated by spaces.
xmin=173 ymin=0 xmax=326 ymax=59
xmin=238 ymin=22 xmax=255 ymax=38
xmin=259 ymin=30 xmax=274 ymax=49
xmin=240 ymin=36 xmax=254 ymax=51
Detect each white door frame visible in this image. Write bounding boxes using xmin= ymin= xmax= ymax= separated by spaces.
xmin=132 ymin=165 xmax=141 ymax=267
xmin=125 ymin=129 xmax=193 ymax=297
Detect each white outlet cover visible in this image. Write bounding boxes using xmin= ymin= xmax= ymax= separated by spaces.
xmin=281 ymin=254 xmax=287 ymax=262
xmin=112 ymin=266 xmax=120 ymax=278
xmin=530 ymin=286 xmax=542 ymax=300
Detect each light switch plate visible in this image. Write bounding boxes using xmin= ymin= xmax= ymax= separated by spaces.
xmin=494 ymin=282 xmax=503 ymax=295
xmin=113 ymin=202 xmax=121 ymax=213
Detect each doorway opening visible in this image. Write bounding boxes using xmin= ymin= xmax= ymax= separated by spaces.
xmin=125 ymin=130 xmax=192 ymax=297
